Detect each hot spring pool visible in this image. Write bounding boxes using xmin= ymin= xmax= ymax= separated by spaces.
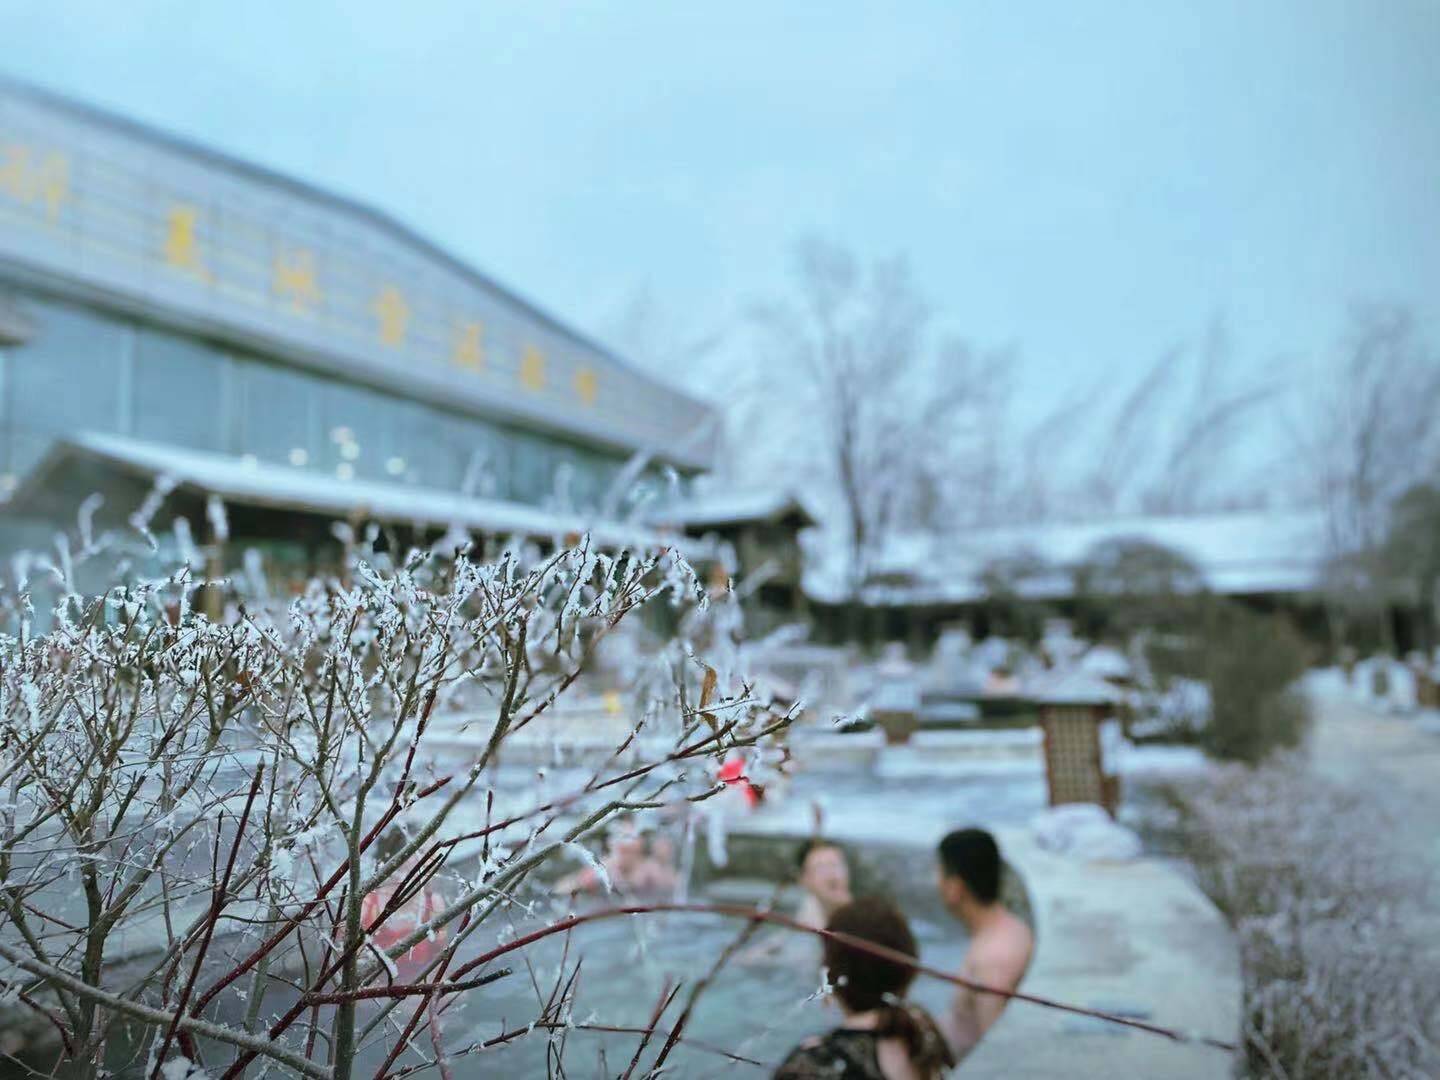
xmin=179 ymin=842 xmax=977 ymax=1079
xmin=402 ymin=840 xmax=976 ymax=1076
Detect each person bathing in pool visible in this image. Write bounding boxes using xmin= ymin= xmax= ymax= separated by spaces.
xmin=552 ymin=825 xmax=678 ymax=897
xmin=935 ymin=828 xmax=1033 ymax=1061
xmin=741 ymin=837 xmax=854 ymax=966
xmin=773 ymin=897 xmax=954 ymax=1079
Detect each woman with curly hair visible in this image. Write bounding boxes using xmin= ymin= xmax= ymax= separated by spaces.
xmin=774 ymin=897 xmax=954 ymax=1079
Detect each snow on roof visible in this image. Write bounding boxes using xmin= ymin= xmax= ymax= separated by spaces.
xmin=1027 ymin=668 xmax=1126 ymax=705
xmin=20 ymin=432 xmax=676 ymax=550
xmin=1080 ymin=645 xmax=1133 ymax=680
xmin=804 ymin=508 xmax=1329 ymax=605
xmin=649 ymin=489 xmax=818 ymax=530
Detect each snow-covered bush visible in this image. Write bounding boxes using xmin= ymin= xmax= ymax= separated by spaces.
xmin=0 ymin=503 xmax=794 ymax=1078
xmin=1169 ymin=760 xmax=1440 ymax=1078
xmin=1196 ymin=606 xmax=1310 ymax=763
xmin=1129 ymin=677 xmax=1211 ymax=742
xmin=1350 ymin=655 xmax=1418 ymax=713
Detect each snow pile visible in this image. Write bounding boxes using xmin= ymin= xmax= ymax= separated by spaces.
xmin=1349 ymin=656 xmax=1418 ymax=713
xmin=1079 ymin=644 xmax=1132 ymax=681
xmin=1031 ymin=803 xmax=1142 ymax=861
xmin=1130 ymin=677 xmax=1211 ymax=739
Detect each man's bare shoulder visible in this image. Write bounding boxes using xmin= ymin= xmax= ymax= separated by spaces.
xmin=968 ymin=911 xmax=1033 ymax=986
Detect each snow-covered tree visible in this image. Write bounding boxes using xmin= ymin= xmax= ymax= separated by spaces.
xmin=748 ymin=236 xmax=999 ymax=597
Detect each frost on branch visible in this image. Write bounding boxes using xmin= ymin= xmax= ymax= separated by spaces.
xmin=0 ymin=514 xmax=795 ymax=1078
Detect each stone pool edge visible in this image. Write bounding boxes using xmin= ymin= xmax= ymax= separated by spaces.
xmin=961 ymin=827 xmax=1242 ymax=1078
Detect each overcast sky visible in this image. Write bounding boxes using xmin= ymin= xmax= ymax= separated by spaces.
xmin=5 ymin=0 xmax=1439 ymax=417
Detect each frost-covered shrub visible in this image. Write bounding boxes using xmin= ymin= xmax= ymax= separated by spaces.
xmin=1170 ymin=761 xmax=1440 ymax=1078
xmin=0 ymin=501 xmax=794 ymax=1078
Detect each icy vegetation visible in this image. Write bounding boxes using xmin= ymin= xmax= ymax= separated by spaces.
xmin=1168 ymin=760 xmax=1440 ymax=1078
xmin=0 ymin=493 xmax=796 ymax=1078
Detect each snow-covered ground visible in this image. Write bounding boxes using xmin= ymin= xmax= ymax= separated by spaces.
xmin=1305 ymin=663 xmax=1440 ymax=728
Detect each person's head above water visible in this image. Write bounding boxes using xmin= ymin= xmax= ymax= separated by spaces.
xmin=822 ymin=897 xmax=917 ymax=1013
xmin=606 ymin=825 xmax=646 ymax=873
xmin=937 ymin=827 xmax=1002 ymax=915
xmin=819 ymin=898 xmax=953 ymax=1073
xmin=795 ymin=838 xmax=852 ymax=914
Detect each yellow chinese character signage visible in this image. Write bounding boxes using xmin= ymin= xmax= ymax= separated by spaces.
xmin=273 ymin=248 xmax=321 ymax=312
xmin=373 ymin=285 xmax=409 ymax=346
xmin=519 ymin=344 xmax=546 ymax=391
xmin=0 ymin=90 xmax=714 ymax=465
xmin=0 ymin=141 xmax=69 ymax=221
xmin=163 ymin=204 xmax=209 ymax=279
xmin=573 ymin=366 xmax=598 ymax=406
xmin=453 ymin=320 xmax=484 ymax=370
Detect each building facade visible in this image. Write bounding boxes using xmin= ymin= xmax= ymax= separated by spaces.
xmin=0 ymin=79 xmax=715 ymax=574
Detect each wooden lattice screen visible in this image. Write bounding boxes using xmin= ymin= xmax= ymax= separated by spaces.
xmin=1041 ymin=705 xmax=1106 ymax=808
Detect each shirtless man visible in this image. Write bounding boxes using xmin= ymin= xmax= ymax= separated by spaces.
xmin=935 ymin=828 xmax=1034 ymax=1061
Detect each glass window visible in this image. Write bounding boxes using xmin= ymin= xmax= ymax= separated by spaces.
xmin=395 ymin=408 xmax=517 ymax=498
xmin=7 ymin=428 xmax=54 ymax=483
xmin=240 ymin=357 xmax=318 ymax=468
xmin=319 ymin=380 xmax=389 ymax=481
xmin=569 ymin=451 xmax=619 ymax=514
xmin=509 ymin=431 xmax=553 ymax=506
xmin=433 ymin=414 xmax=475 ymax=493
xmin=388 ymin=399 xmax=443 ymax=488
xmin=133 ymin=326 xmax=227 ymax=452
xmin=456 ymin=416 xmax=510 ymax=499
xmin=8 ymin=298 xmax=126 ymax=438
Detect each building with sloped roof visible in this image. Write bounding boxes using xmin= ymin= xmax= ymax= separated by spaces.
xmin=0 ymin=78 xmax=718 ymax=581
xmin=804 ymin=508 xmax=1334 ymax=647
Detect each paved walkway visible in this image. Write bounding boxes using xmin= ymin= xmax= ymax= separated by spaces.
xmin=964 ymin=829 xmax=1240 ymax=1079
xmin=1306 ymin=686 xmax=1440 ymax=955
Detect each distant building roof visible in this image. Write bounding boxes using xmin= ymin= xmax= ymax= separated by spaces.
xmin=805 ymin=508 xmax=1330 ymax=605
xmin=10 ymin=432 xmax=676 ymax=550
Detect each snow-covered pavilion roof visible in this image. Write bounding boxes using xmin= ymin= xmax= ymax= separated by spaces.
xmin=11 ymin=432 xmax=676 ymax=550
xmin=1026 ymin=668 xmax=1127 ymax=705
xmin=805 ymin=508 xmax=1330 ymax=605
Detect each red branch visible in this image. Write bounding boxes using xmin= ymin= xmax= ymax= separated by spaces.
xmin=190 ymin=775 xmax=450 ymax=1017
xmin=297 ymin=968 xmax=510 ymax=1007
xmin=152 ymin=765 xmax=264 ymax=1078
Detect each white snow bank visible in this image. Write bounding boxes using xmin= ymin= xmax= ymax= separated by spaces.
xmin=1031 ymin=803 xmax=1142 ymax=861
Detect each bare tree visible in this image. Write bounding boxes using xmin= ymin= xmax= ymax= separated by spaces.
xmin=1301 ymin=306 xmax=1440 ymax=556
xmin=1066 ymin=318 xmax=1280 ymax=518
xmin=749 ymin=237 xmax=995 ymax=598
xmin=1083 ymin=349 xmax=1177 ymax=513
xmin=1291 ymin=307 xmax=1440 ymax=653
xmin=1141 ymin=321 xmax=1281 ymax=515
xmin=1008 ymin=380 xmax=1105 ymax=525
